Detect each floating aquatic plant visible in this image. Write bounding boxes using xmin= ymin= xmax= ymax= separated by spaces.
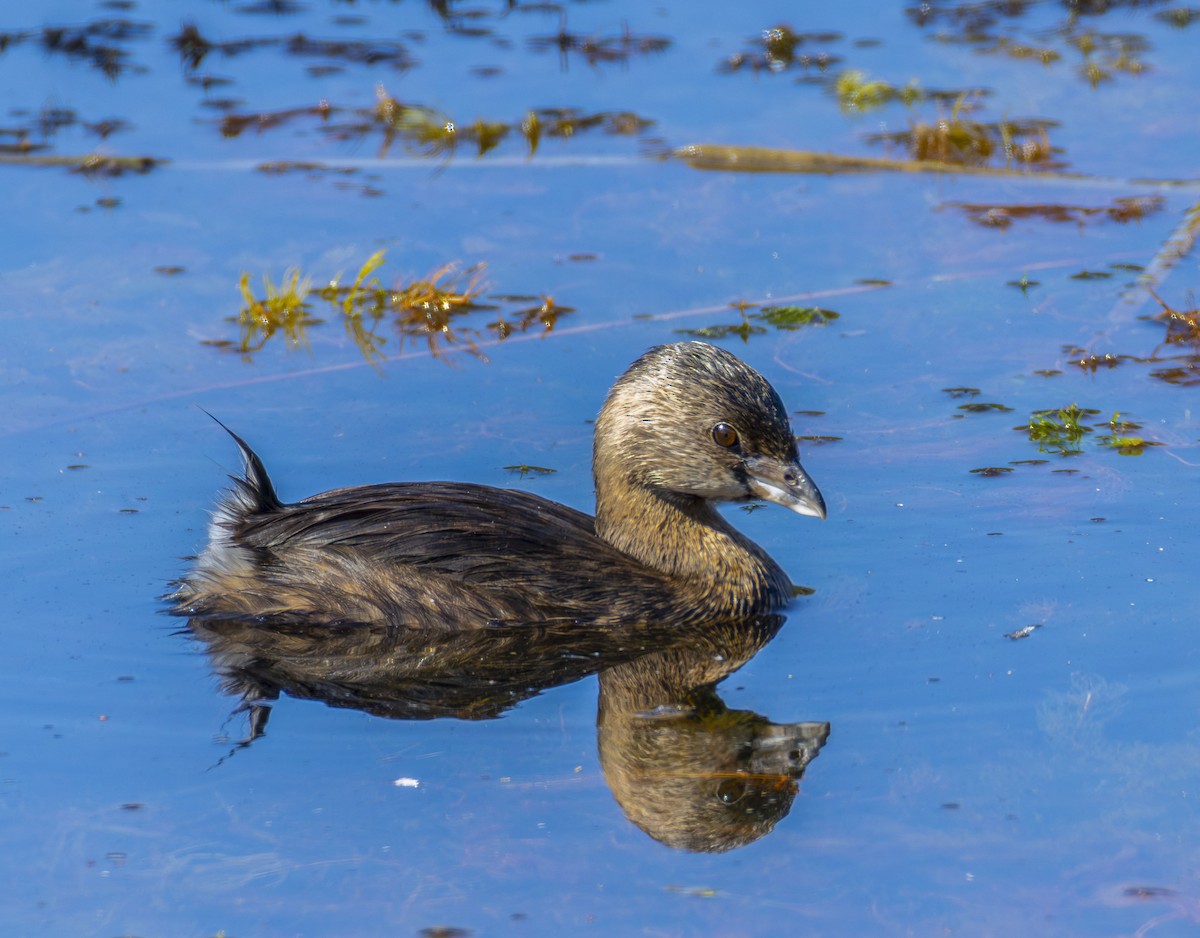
xmin=169 ymin=22 xmax=414 ymax=72
xmin=321 ymin=255 xmax=490 ymax=360
xmin=984 ymin=37 xmax=1061 ymax=66
xmin=907 ymin=2 xmax=1156 ymax=87
xmin=1148 ymin=288 xmax=1200 ymax=345
xmin=392 ymin=261 xmax=488 ymax=316
xmin=527 ymin=22 xmax=670 ymax=67
xmin=214 ymin=250 xmax=574 ymax=364
xmin=1096 ymin=412 xmax=1160 ymax=455
xmin=488 ymin=295 xmax=575 ymax=339
xmin=1008 ymin=273 xmax=1040 ymax=293
xmin=503 ymin=464 xmax=557 ymax=479
xmin=835 ymin=70 xmax=923 ymax=112
xmin=1017 ymin=404 xmax=1099 ymax=456
xmin=235 ymin=268 xmax=321 ymax=353
xmin=945 ymin=196 xmax=1163 ymax=230
xmin=1156 ymin=7 xmax=1200 ymax=28
xmin=216 ymin=84 xmax=655 ymax=162
xmin=757 ymin=305 xmax=840 ymax=328
xmin=796 ymin=435 xmax=843 ymax=446
xmin=1063 ymin=346 xmax=1123 ymax=371
xmin=867 ymin=106 xmax=1059 ymax=169
xmin=721 ymin=24 xmax=843 ymax=74
xmin=677 ymin=301 xmax=840 ymax=342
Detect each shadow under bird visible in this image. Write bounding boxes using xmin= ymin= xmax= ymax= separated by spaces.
xmin=170 ymin=341 xmax=826 ymax=630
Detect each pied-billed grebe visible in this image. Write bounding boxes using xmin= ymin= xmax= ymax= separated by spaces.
xmin=172 ymin=341 xmax=825 ymax=629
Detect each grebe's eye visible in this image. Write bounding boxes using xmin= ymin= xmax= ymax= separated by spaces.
xmin=716 ymin=778 xmax=748 ymax=804
xmin=712 ymin=422 xmax=740 ymax=449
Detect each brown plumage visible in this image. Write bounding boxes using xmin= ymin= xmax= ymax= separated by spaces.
xmin=170 ymin=341 xmax=825 ymax=629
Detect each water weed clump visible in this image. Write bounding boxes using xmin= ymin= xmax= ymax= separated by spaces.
xmin=213 ymin=251 xmax=574 ymax=364
xmin=1148 ymin=288 xmax=1200 ymax=346
xmin=1096 ymin=412 xmax=1161 ymax=455
xmin=721 ymin=24 xmax=843 ymax=74
xmin=944 ymin=196 xmax=1163 ymax=230
xmin=906 ymin=3 xmax=1156 ymax=87
xmin=527 ymin=22 xmax=670 ymax=67
xmin=318 ymin=253 xmax=490 ymax=361
xmin=867 ymin=110 xmax=1059 ymax=169
xmin=1019 ymin=404 xmax=1098 ymax=456
xmin=677 ymin=302 xmax=840 ymax=342
xmin=234 ymin=269 xmax=320 ymax=353
xmin=215 ymin=84 xmax=656 ymax=163
xmin=1014 ymin=404 xmax=1163 ymax=459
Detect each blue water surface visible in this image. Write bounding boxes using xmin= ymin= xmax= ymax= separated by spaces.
xmin=2 ymin=0 xmax=1199 ymax=935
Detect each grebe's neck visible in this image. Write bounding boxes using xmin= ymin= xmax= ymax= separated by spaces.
xmin=593 ymin=473 xmax=792 ymax=617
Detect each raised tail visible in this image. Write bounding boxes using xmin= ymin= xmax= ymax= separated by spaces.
xmin=201 ymin=409 xmax=284 ymax=514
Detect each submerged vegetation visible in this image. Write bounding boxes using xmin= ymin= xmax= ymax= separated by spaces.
xmin=948 ymin=255 xmax=1198 ymax=466
xmin=947 ymin=389 xmax=1168 ymax=469
xmin=714 ymin=5 xmax=1190 ymax=177
xmin=1141 ymin=289 xmax=1200 ymax=386
xmin=906 ymin=1 xmax=1156 ymax=87
xmin=169 ymin=22 xmax=415 ymax=72
xmin=943 ymin=196 xmax=1165 ymax=229
xmin=835 ymin=70 xmax=922 ymax=112
xmin=831 ymin=72 xmax=1061 ymax=169
xmin=5 ymin=3 xmax=1196 ymax=467
xmin=0 ymin=101 xmax=160 ymax=175
xmin=1156 ymin=7 xmax=1200 ymax=28
xmin=1096 ymin=412 xmax=1161 ymax=455
xmin=720 ymin=25 xmax=844 ymax=74
xmin=211 ymin=250 xmax=573 ymax=363
xmin=676 ymin=302 xmax=840 ymax=342
xmin=1014 ymin=405 xmax=1161 ymax=457
xmin=835 ymin=71 xmax=996 ymax=113
xmin=526 ymin=22 xmax=671 ymax=67
xmin=1020 ymin=404 xmax=1098 ymax=456
xmin=236 ymin=268 xmax=321 ymax=353
xmin=172 ymin=19 xmax=671 ymax=74
xmin=718 ymin=22 xmax=1068 ymax=171
xmin=867 ymin=111 xmax=1059 ymax=168
xmin=1148 ymin=288 xmax=1200 ymax=345
xmin=0 ymin=103 xmax=133 ymax=156
xmin=8 ymin=7 xmax=1196 ymax=186
xmin=215 ymin=84 xmax=654 ymax=161
xmin=503 ymin=464 xmax=557 ymax=479
xmin=957 ymin=401 xmax=1013 ymax=415
xmin=1008 ymin=273 xmax=1040 ymax=293
xmin=0 ymin=19 xmax=152 ymax=79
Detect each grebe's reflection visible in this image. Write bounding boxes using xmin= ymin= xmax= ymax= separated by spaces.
xmin=184 ymin=613 xmax=828 ymax=852
xmin=598 ymin=617 xmax=829 ymax=852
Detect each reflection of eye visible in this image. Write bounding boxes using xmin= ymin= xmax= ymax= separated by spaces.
xmin=712 ymin=423 xmax=740 ymax=449
xmin=716 ymin=778 xmax=748 ymax=804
